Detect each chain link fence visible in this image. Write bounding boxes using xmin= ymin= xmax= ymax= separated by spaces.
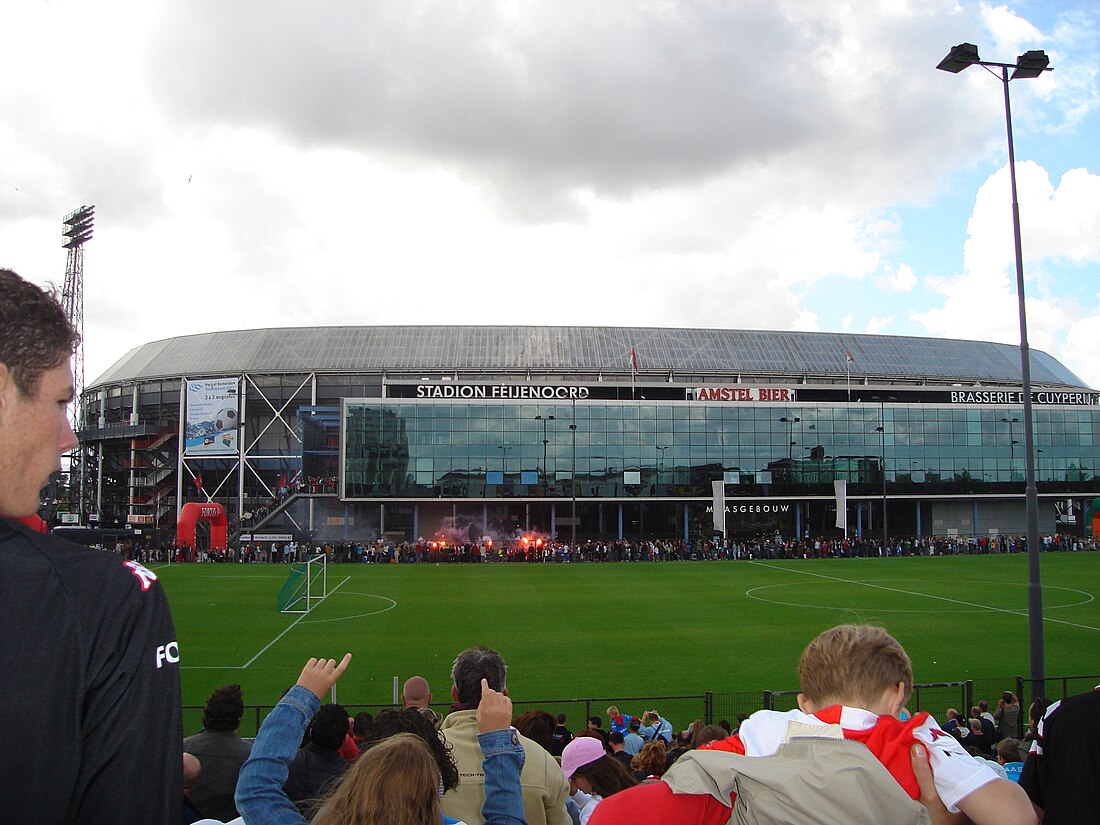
xmin=184 ymin=673 xmax=1097 ymax=739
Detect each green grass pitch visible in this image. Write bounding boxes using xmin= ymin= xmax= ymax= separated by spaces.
xmin=162 ymin=554 xmax=1100 ymax=713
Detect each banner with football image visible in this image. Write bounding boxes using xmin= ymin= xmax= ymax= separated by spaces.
xmin=184 ymin=378 xmax=241 ymax=456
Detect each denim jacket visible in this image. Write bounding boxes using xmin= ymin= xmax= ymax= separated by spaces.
xmin=236 ymin=686 xmax=527 ymax=825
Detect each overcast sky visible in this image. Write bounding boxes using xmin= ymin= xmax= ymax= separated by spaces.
xmin=2 ymin=1 xmax=1098 ymax=390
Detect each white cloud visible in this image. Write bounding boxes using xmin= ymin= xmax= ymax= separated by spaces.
xmin=876 ymin=263 xmax=917 ymax=292
xmin=0 ymin=0 xmax=1095 ymax=396
xmin=913 ymin=161 xmax=1100 ymax=388
xmin=866 ymin=316 xmax=893 ymax=335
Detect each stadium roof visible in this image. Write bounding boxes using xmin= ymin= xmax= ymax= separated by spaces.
xmin=88 ymin=326 xmax=1087 ymax=390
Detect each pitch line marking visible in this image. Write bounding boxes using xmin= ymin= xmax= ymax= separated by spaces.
xmin=749 ymin=562 xmax=1100 ymax=632
xmin=745 ymin=581 xmax=1095 ymax=613
xmin=299 ymin=591 xmax=398 ymax=624
xmin=181 ymin=575 xmax=351 ymax=670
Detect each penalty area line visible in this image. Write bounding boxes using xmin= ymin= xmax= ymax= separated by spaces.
xmin=182 ymin=575 xmax=351 ymax=671
xmin=240 ymin=576 xmax=352 ymax=669
xmin=749 ymin=562 xmax=1100 ymax=632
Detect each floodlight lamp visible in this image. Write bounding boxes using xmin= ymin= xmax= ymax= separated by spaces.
xmin=1011 ymin=50 xmax=1050 ymax=80
xmin=936 ymin=43 xmax=980 ymax=73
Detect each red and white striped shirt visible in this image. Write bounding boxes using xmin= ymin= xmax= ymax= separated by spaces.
xmin=703 ymin=705 xmax=999 ymax=813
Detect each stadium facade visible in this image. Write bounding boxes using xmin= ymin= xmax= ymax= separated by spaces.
xmin=74 ymin=326 xmax=1100 ymax=548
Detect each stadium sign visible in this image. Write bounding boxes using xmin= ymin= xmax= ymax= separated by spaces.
xmin=706 ymin=503 xmax=793 ymax=514
xmin=413 ymin=384 xmax=591 ymax=400
xmin=691 ymin=387 xmax=797 ymax=402
xmin=947 ymin=390 xmax=1099 ymax=406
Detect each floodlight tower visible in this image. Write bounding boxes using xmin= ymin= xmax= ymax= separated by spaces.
xmin=61 ymin=205 xmax=95 ymax=424
xmin=61 ymin=205 xmax=95 ymax=523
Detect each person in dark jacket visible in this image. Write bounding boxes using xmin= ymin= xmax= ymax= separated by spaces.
xmin=285 ymin=702 xmax=351 ymax=818
xmin=183 ymin=684 xmax=253 ymax=821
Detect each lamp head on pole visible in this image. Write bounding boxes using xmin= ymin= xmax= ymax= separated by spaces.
xmin=1011 ymin=50 xmax=1050 ymax=79
xmin=936 ymin=42 xmax=980 ymax=73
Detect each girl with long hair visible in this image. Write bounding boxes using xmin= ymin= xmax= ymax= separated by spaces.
xmin=561 ymin=736 xmax=637 ymax=823
xmin=236 ymin=655 xmax=525 ymax=825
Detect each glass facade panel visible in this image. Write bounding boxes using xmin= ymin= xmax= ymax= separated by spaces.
xmin=341 ymin=401 xmax=1100 ymax=500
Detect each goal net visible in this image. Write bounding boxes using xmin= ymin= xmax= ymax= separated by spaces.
xmin=277 ymin=553 xmax=328 ymax=613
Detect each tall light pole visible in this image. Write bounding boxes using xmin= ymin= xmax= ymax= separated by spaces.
xmin=570 ymin=414 xmax=578 ymax=546
xmin=780 ymin=416 xmax=800 ymax=461
xmin=938 ymin=43 xmax=1051 ymax=697
xmin=534 ymin=414 xmax=555 ymax=494
xmin=871 ymin=396 xmax=897 ymax=553
xmin=1001 ymin=416 xmax=1020 ymax=468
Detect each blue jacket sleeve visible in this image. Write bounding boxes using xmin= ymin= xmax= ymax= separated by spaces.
xmin=235 ymin=685 xmax=320 ymax=825
xmin=478 ymin=728 xmax=528 ymax=825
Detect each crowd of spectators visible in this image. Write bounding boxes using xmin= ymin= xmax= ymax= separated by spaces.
xmin=172 ymin=637 xmax=1100 ymax=825
xmin=114 ymin=529 xmax=1098 ymax=567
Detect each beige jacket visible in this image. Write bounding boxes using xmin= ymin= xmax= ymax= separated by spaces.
xmin=663 ymin=737 xmax=930 ymax=825
xmin=441 ymin=709 xmax=569 ymax=825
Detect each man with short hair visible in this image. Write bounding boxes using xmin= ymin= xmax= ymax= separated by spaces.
xmin=608 ymin=731 xmax=634 ymax=770
xmin=549 ymin=712 xmax=574 ymax=757
xmin=184 ymin=684 xmax=253 ymax=821
xmin=624 ymin=718 xmax=645 ymax=756
xmin=0 ymin=269 xmax=182 ymax=823
xmin=284 ymin=703 xmax=352 ymax=818
xmin=440 ymin=646 xmax=569 ymax=825
xmin=402 ymin=674 xmax=433 ymax=708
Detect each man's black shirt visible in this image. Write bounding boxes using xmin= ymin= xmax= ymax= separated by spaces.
xmin=0 ymin=519 xmax=182 ymax=823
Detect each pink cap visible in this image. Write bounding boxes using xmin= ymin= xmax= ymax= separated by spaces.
xmin=561 ymin=736 xmax=606 ymax=779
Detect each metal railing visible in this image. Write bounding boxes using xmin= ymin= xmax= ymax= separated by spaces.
xmin=183 ymin=673 xmax=1098 ymax=739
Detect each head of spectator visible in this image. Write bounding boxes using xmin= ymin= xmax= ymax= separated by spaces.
xmin=945 ymin=708 xmax=961 ymax=721
xmin=586 ymin=716 xmax=603 ymax=732
xmin=797 ymin=625 xmax=911 ymax=716
xmin=630 ymin=740 xmax=667 ymax=778
xmin=1000 ymin=690 xmax=1018 ymax=708
xmin=627 ymin=718 xmax=641 ymax=734
xmin=979 ymin=699 xmax=990 ymax=714
xmin=686 ymin=719 xmax=705 ymax=745
xmin=0 ymin=269 xmax=80 ymax=518
xmin=608 ymin=731 xmax=625 ymax=752
xmin=562 ymin=737 xmax=637 ymax=799
xmin=182 ymin=753 xmax=201 ymax=796
xmin=557 ymin=713 xmax=568 ymax=726
xmin=366 ymin=707 xmax=459 ymax=792
xmin=417 ymin=706 xmax=442 ymax=729
xmin=970 ymin=705 xmax=982 ymax=719
xmin=351 ymin=712 xmax=373 ymax=744
xmin=311 ymin=733 xmax=441 ymax=825
xmin=401 ymin=676 xmax=432 ymax=708
xmin=717 ymin=719 xmax=732 ymax=734
xmin=996 ymin=738 xmax=1025 ymax=765
xmin=514 ymin=710 xmax=556 ymax=752
xmin=1026 ymin=696 xmax=1051 ymax=737
xmin=450 ymin=646 xmax=506 ymax=705
xmin=202 ymin=684 xmax=245 ymax=732
xmin=309 ymin=703 xmax=351 ymax=750
xmin=692 ymin=724 xmax=728 ymax=748
xmin=969 ymin=718 xmax=984 ymax=736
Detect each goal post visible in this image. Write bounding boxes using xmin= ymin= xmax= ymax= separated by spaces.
xmin=277 ymin=553 xmax=328 ymax=613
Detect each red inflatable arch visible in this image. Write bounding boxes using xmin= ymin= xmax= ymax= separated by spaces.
xmin=176 ymin=502 xmax=228 ymax=551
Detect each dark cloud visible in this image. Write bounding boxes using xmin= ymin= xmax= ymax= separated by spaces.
xmin=143 ymin=1 xmax=986 ymax=213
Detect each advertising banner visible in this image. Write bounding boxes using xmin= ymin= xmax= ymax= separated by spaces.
xmin=184 ymin=378 xmax=240 ymax=456
xmin=834 ymin=480 xmax=848 ymax=530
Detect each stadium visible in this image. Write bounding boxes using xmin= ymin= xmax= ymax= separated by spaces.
xmin=73 ymin=325 xmax=1100 ymax=551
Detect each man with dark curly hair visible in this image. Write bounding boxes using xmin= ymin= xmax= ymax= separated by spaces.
xmin=0 ymin=269 xmax=181 ymax=824
xmin=184 ymin=683 xmax=253 ymax=821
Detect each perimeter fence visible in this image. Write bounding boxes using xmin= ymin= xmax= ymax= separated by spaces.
xmin=183 ymin=672 xmax=1098 ymax=739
